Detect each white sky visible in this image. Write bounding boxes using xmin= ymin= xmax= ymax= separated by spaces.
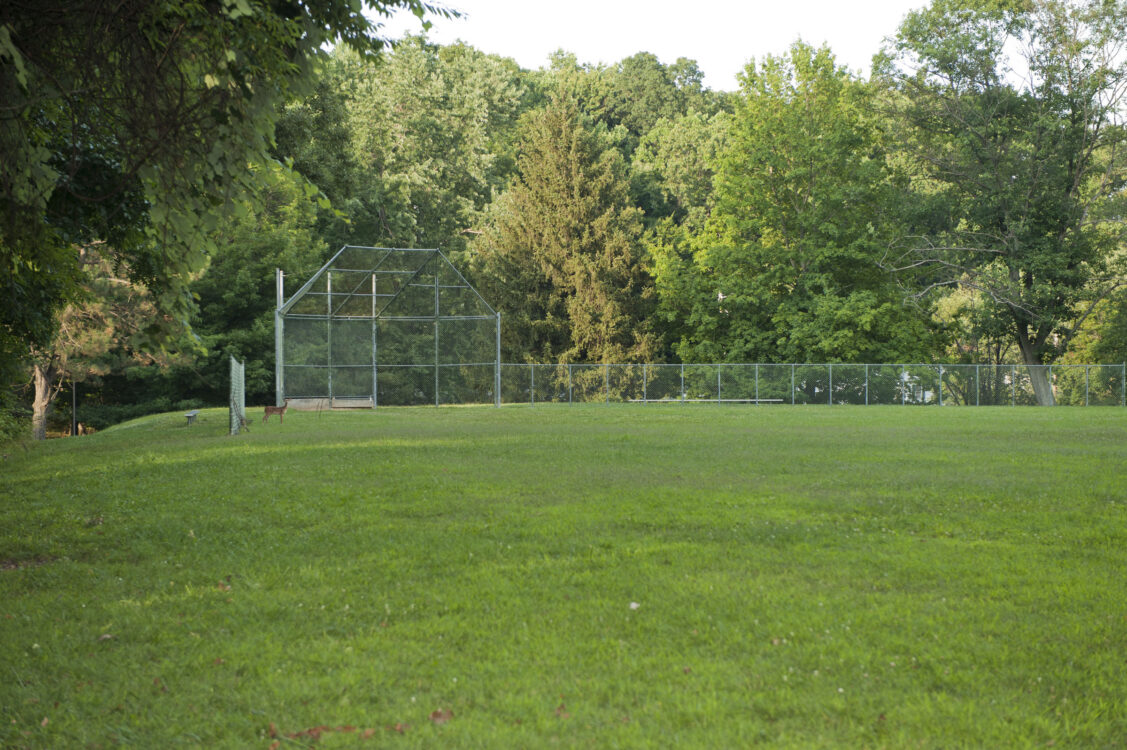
xmin=377 ymin=0 xmax=930 ymax=91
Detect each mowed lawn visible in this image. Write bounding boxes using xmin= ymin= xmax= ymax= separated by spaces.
xmin=1 ymin=405 xmax=1125 ymax=748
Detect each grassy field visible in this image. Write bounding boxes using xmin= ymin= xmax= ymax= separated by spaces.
xmin=1 ymin=404 xmax=1126 ymax=748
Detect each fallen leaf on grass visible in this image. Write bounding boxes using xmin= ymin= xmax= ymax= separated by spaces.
xmin=212 ymin=658 xmax=225 ymax=665
xmin=683 ymin=666 xmax=692 ymax=674
xmin=97 ymin=634 xmax=114 ymax=642
xmin=555 ymin=703 xmax=570 ymax=719
xmin=361 ymin=728 xmax=376 ymax=738
xmin=287 ymin=725 xmax=330 ymax=740
xmin=40 ymin=717 xmax=48 ymax=727
xmin=429 ymin=709 xmax=453 ymax=725
xmin=386 ymin=723 xmax=409 ymax=734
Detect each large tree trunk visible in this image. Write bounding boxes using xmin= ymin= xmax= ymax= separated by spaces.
xmin=31 ymin=363 xmax=57 ymax=440
xmin=1016 ymin=337 xmax=1056 ymax=406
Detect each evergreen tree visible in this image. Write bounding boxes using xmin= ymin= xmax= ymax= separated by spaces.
xmin=474 ymin=96 xmax=660 ymax=363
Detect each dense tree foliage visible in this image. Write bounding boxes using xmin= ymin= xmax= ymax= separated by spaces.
xmin=6 ymin=0 xmax=1127 ymax=435
xmin=653 ymin=44 xmax=937 ymax=364
xmin=473 ymin=97 xmax=660 ymax=363
xmin=0 ymin=0 xmax=446 ymax=376
xmin=879 ymin=0 xmax=1127 ymax=403
xmin=26 ymin=248 xmax=184 ymax=440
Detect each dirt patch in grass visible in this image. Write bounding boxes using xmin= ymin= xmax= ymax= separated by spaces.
xmin=0 ymin=556 xmax=54 ymax=571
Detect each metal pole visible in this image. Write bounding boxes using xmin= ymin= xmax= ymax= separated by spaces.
xmin=901 ymin=365 xmax=906 ymax=405
xmin=681 ymin=363 xmax=685 ymax=403
xmin=71 ymin=379 xmax=77 ymax=437
xmin=378 ymin=271 xmax=383 ymax=406
xmin=1012 ymin=365 xmax=1017 ymax=407
xmin=791 ymin=364 xmax=795 ymax=405
xmin=568 ymin=363 xmax=572 ymax=404
xmin=864 ymin=364 xmax=869 ymax=406
xmin=275 ymin=311 xmax=284 ymax=407
xmin=643 ymin=364 xmax=647 ymax=404
xmin=828 ymin=364 xmax=833 ymax=405
xmin=976 ymin=364 xmax=980 ymax=407
xmin=327 ymin=271 xmax=332 ymax=406
xmin=531 ymin=364 xmax=535 ymax=406
xmin=1085 ymin=365 xmax=1089 ymax=406
xmin=755 ymin=364 xmax=759 ymax=405
xmin=717 ymin=364 xmax=721 ymax=404
xmin=494 ymin=313 xmax=501 ymax=408
xmin=434 ymin=261 xmax=440 ymax=408
xmin=275 ymin=269 xmax=285 ymax=407
xmin=605 ymin=363 xmax=609 ymax=403
xmin=938 ymin=365 xmax=943 ymax=406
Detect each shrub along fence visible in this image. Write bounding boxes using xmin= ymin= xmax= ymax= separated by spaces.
xmin=500 ymin=363 xmax=1126 ymax=407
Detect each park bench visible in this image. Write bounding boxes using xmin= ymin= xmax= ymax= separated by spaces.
xmin=185 ymin=409 xmax=200 ymax=426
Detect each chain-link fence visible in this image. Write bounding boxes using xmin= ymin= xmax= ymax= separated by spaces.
xmin=229 ymin=356 xmax=246 ymax=434
xmin=500 ymin=363 xmax=1127 ymax=406
xmin=276 ymin=246 xmax=500 ymax=408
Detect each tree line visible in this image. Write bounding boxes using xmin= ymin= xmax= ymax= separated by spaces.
xmin=4 ymin=0 xmax=1127 ymax=438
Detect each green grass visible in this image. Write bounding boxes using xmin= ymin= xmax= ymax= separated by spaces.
xmin=2 ymin=405 xmax=1126 ymax=748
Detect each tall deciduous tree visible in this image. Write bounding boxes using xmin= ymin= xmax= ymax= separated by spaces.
xmin=655 ymin=43 xmax=935 ymax=364
xmin=28 ymin=248 xmax=181 ymax=440
xmin=332 ymin=38 xmax=530 ymax=252
xmin=474 ymin=96 xmax=660 ymax=363
xmin=880 ymin=0 xmax=1127 ymax=404
xmin=0 ymin=0 xmax=447 ymax=373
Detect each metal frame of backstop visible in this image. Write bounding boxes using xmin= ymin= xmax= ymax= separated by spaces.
xmin=275 ymin=246 xmax=500 ymax=408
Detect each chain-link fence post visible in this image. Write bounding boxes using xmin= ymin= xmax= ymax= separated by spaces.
xmin=681 ymin=364 xmax=685 ymax=403
xmin=864 ymin=364 xmax=869 ymax=406
xmin=494 ymin=313 xmax=501 ymax=408
xmin=828 ymin=364 xmax=833 ymax=405
xmin=1012 ymin=365 xmax=1017 ymax=406
xmin=755 ymin=364 xmax=760 ymax=405
xmin=938 ymin=364 xmax=943 ymax=406
xmin=434 ymin=261 xmax=440 ymax=408
xmin=378 ymin=270 xmax=383 ymax=410
xmin=605 ymin=364 xmax=609 ymax=403
xmin=275 ymin=269 xmax=285 ymax=407
xmin=791 ymin=364 xmax=795 ymax=405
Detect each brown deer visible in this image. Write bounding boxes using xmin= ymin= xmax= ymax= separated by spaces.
xmin=263 ymin=399 xmax=291 ymax=424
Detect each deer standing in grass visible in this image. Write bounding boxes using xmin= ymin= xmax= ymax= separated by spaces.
xmin=263 ymin=399 xmax=291 ymax=424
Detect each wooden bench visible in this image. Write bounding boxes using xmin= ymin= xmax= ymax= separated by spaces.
xmin=185 ymin=409 xmax=200 ymax=426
